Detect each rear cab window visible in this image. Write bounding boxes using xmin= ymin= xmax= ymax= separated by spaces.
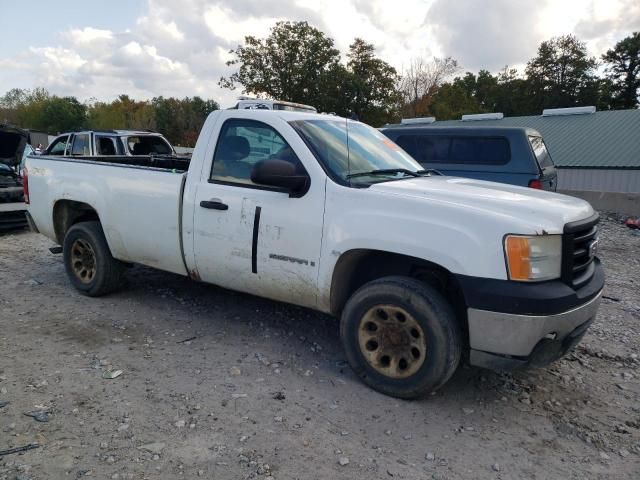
xmin=528 ymin=135 xmax=554 ymax=169
xmin=395 ymin=134 xmax=510 ymax=165
xmin=126 ymin=136 xmax=173 ymax=155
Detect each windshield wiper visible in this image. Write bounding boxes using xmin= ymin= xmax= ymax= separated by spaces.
xmin=417 ymin=169 xmax=443 ymax=176
xmin=346 ymin=168 xmax=421 ymax=180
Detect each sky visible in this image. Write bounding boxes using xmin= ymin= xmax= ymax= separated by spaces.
xmin=0 ymin=0 xmax=638 ymax=108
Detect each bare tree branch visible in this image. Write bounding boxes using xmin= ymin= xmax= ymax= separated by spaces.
xmin=399 ymin=57 xmax=459 ymax=117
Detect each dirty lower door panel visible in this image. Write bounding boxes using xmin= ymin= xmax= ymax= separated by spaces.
xmin=192 ymin=182 xmax=325 ymax=309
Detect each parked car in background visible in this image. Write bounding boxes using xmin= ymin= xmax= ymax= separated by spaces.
xmin=1 ymin=124 xmax=29 ymax=169
xmin=0 ymin=124 xmax=29 ymax=231
xmin=25 ymin=109 xmax=603 ymax=398
xmin=0 ymin=163 xmax=23 ymax=203
xmin=44 ymin=130 xmax=177 ymax=157
xmin=380 ymin=123 xmax=557 ymax=191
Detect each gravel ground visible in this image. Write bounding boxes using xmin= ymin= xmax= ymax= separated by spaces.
xmin=0 ymin=214 xmax=638 ymax=480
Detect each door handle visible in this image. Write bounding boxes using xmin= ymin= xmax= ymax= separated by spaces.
xmin=200 ymin=199 xmax=228 ymax=210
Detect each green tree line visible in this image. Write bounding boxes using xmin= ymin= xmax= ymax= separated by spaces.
xmin=0 ymin=89 xmax=219 ymax=146
xmin=1 ymin=22 xmax=638 ymax=139
xmin=221 ymin=23 xmax=639 ymax=124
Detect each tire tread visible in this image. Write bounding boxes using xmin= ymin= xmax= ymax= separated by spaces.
xmin=340 ymin=275 xmax=462 ymax=398
xmin=63 ymin=221 xmax=124 ymax=296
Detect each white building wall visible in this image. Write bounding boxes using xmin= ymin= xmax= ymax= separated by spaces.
xmin=557 ymin=168 xmax=640 ymax=194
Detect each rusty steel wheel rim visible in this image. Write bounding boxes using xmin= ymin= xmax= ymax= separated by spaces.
xmin=358 ymin=305 xmax=427 ymax=379
xmin=70 ymin=239 xmax=97 ymax=284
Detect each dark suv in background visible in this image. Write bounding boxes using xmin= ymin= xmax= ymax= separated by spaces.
xmin=380 ymin=125 xmax=557 ymax=191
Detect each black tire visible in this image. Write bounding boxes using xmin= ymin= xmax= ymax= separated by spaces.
xmin=63 ymin=221 xmax=124 ymax=297
xmin=340 ymin=276 xmax=461 ymax=399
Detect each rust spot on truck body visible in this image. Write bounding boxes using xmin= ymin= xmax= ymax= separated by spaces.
xmin=189 ymin=269 xmax=201 ymax=282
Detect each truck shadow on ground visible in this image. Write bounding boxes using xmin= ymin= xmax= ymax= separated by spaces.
xmin=115 ymin=264 xmax=539 ymax=404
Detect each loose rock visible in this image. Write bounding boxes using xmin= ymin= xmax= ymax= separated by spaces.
xmin=138 ymin=443 xmax=166 ymax=455
xmin=24 ymin=410 xmax=50 ymax=422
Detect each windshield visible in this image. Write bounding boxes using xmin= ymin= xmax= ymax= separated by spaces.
xmin=290 ymin=120 xmax=422 ymax=185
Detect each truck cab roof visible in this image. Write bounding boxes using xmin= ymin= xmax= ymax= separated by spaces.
xmin=220 ymin=109 xmax=345 ymax=123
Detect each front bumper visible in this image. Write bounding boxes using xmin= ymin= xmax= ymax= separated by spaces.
xmin=468 ymin=291 xmax=601 ymax=370
xmin=458 ymin=259 xmax=604 ymax=371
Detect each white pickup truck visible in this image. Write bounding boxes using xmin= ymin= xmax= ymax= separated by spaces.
xmin=24 ymin=109 xmax=604 ymax=398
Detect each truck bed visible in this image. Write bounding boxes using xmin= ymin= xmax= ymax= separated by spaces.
xmin=26 ymin=154 xmax=189 ymax=276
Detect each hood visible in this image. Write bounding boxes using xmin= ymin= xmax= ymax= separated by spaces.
xmin=369 ymin=176 xmax=594 ymax=234
xmin=0 ymin=125 xmax=28 ymax=167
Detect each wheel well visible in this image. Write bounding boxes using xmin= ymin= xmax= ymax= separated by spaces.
xmin=53 ymin=200 xmax=100 ymax=245
xmin=330 ymin=249 xmax=468 ymax=338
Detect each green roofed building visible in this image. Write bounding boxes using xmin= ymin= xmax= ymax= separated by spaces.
xmin=428 ymin=107 xmax=640 ymax=213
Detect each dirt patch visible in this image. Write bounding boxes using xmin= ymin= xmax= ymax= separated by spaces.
xmin=0 ymin=215 xmax=638 ymax=479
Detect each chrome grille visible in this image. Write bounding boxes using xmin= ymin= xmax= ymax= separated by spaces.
xmin=562 ymin=214 xmax=599 ymax=288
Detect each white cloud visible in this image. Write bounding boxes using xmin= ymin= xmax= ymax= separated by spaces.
xmin=204 ymin=5 xmax=279 ymax=43
xmin=574 ymin=0 xmax=640 ymax=57
xmin=0 ymin=0 xmax=637 ymax=107
xmin=29 ymin=46 xmax=86 ymax=70
xmin=65 ymin=27 xmax=114 ymax=44
xmin=428 ymin=0 xmax=551 ymax=72
xmin=137 ymin=14 xmax=185 ymax=42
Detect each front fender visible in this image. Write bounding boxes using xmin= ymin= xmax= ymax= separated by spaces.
xmin=316 ymin=186 xmax=513 ymax=313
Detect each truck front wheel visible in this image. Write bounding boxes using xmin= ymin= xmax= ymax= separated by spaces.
xmin=63 ymin=221 xmax=124 ymax=297
xmin=340 ymin=276 xmax=461 ymax=399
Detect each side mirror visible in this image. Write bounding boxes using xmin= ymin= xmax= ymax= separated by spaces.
xmin=251 ymin=159 xmax=310 ymax=197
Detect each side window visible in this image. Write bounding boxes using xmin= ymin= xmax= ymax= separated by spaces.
xmin=210 ymin=119 xmax=302 ymax=186
xmin=71 ymin=134 xmax=90 ymax=156
xmin=418 ymin=136 xmax=451 ymax=163
xmin=395 ymin=135 xmax=451 ymax=163
xmin=48 ymin=136 xmax=70 ymax=155
xmin=395 ymin=135 xmax=417 ymax=157
xmin=96 ymin=136 xmax=117 ymax=155
xmin=449 ymin=137 xmax=510 ymax=165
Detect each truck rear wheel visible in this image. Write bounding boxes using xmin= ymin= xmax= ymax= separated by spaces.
xmin=340 ymin=276 xmax=461 ymax=399
xmin=63 ymin=221 xmax=124 ymax=297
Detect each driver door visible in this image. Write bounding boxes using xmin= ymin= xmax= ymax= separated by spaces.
xmin=192 ymin=117 xmax=325 ymax=309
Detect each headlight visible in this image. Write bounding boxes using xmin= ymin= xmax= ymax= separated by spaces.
xmin=504 ymin=235 xmax=561 ymax=282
